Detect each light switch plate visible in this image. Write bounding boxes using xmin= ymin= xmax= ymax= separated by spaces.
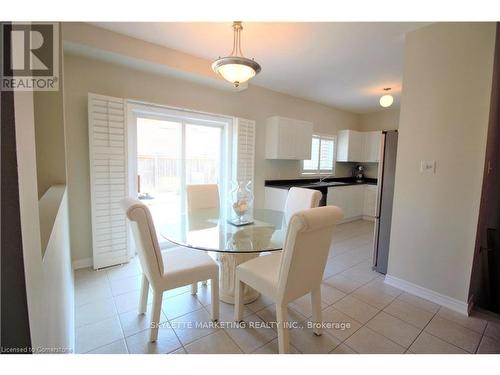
xmin=420 ymin=160 xmax=436 ymax=174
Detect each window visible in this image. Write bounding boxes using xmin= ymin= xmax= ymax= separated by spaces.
xmin=302 ymin=134 xmax=336 ymax=175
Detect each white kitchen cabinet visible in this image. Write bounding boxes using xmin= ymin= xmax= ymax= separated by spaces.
xmin=363 ymin=184 xmax=378 ymax=218
xmin=327 ymin=184 xmax=378 ymax=222
xmin=264 ymin=187 xmax=289 ymax=212
xmin=336 ymin=130 xmax=363 ymax=162
xmin=265 ymin=116 xmax=313 ymax=160
xmin=337 ymin=130 xmax=381 ymax=163
xmin=362 ymin=131 xmax=381 ymax=162
xmin=327 ymin=185 xmax=365 ymax=221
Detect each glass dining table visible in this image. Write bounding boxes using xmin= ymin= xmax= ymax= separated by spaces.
xmin=159 ymin=207 xmax=286 ymax=304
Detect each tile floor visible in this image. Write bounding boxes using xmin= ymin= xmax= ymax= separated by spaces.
xmin=74 ymin=219 xmax=500 ymax=354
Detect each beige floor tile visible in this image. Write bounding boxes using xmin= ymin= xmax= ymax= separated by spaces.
xmin=246 ymin=294 xmax=275 ymax=313
xmin=351 ymin=284 xmax=398 ymax=310
xmin=323 ymin=259 xmax=352 ymax=279
xmin=75 ymin=283 xmax=113 ymax=307
xmin=170 ymin=308 xmax=219 ymax=345
xmin=252 ymin=338 xmax=300 ymax=354
xmin=87 ymin=339 xmax=129 ymax=354
xmin=223 ymin=314 xmax=277 ymax=353
xmin=484 ymin=320 xmax=500 ymax=341
xmin=436 ymin=307 xmax=487 ymax=334
xmin=408 ymin=332 xmax=467 ymax=354
xmin=424 ymin=316 xmax=482 ymax=353
xmin=75 ymin=298 xmax=117 ymax=328
xmin=290 ymin=294 xmax=328 ymax=318
xmin=397 ymin=292 xmax=440 ymax=314
xmin=319 ymin=284 xmax=346 ymax=305
xmin=323 ymin=274 xmax=364 ymax=294
xmin=333 ymin=295 xmax=379 ymax=324
xmin=192 ymin=283 xmax=215 ymax=306
xmin=106 ymin=261 xmax=142 ymax=281
xmin=161 ymin=292 xmax=203 ymax=320
xmin=320 ymin=306 xmax=363 ymax=341
xmin=126 ymin=326 xmax=182 ymax=354
xmin=340 ymin=262 xmax=381 ymax=285
xmin=255 ymin=304 xmax=307 ymax=327
xmin=330 ymin=343 xmax=357 ymax=354
xmin=289 ymin=325 xmax=341 ymax=354
xmin=204 ymin=301 xmax=253 ymax=322
xmin=75 ymin=316 xmax=124 ymax=353
xmin=366 ymin=311 xmax=421 ymax=348
xmin=169 ymin=347 xmax=187 ymax=354
xmin=344 ymin=326 xmax=405 ymax=354
xmin=110 ymin=274 xmax=142 ymax=296
xmin=184 ymin=330 xmax=242 ymax=354
xmin=364 ymin=278 xmax=403 ymax=297
xmin=477 ymin=335 xmax=500 ymax=354
xmin=119 ymin=305 xmax=168 ymax=337
xmin=384 ymin=299 xmax=435 ymax=329
xmin=113 ymin=289 xmax=153 ymax=314
xmin=75 ymin=277 xmax=110 ymax=297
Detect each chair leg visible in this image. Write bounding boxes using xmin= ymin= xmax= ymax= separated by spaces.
xmin=276 ymin=304 xmax=290 ymax=354
xmin=234 ymin=277 xmax=244 ymax=322
xmin=210 ymin=277 xmax=219 ymax=321
xmin=190 ymin=282 xmax=198 ymax=295
xmin=149 ymin=291 xmax=163 ymax=342
xmin=311 ymin=288 xmax=322 ymax=336
xmin=138 ymin=274 xmax=149 ymax=314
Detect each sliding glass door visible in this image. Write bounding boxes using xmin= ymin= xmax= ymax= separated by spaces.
xmin=131 ymin=105 xmax=230 ymax=247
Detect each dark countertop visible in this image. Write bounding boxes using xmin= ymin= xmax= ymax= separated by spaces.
xmin=264 ymin=177 xmax=377 ymax=190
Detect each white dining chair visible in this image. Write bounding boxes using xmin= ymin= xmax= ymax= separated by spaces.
xmin=186 ymin=184 xmax=220 ymax=290
xmin=283 ymin=187 xmax=322 ymax=226
xmin=121 ymin=198 xmax=219 ymax=342
xmin=234 ymin=205 xmax=343 ymax=354
xmin=186 ymin=184 xmax=220 ymax=211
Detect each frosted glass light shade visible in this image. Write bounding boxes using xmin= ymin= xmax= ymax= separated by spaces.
xmin=379 ymin=94 xmax=394 ymax=108
xmin=212 ymin=56 xmax=261 ymax=87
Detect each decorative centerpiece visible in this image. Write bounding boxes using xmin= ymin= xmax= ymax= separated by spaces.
xmin=228 ymin=180 xmax=254 ymax=226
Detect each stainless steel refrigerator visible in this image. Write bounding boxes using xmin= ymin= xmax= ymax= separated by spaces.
xmin=372 ymin=130 xmax=398 ymax=274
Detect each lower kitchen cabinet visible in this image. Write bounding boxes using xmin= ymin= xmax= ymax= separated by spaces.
xmin=327 ymin=184 xmax=377 ymax=222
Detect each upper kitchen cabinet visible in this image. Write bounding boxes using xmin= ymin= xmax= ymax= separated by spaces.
xmin=336 ymin=130 xmax=363 ymax=162
xmin=265 ymin=116 xmax=313 ymax=159
xmin=362 ymin=131 xmax=381 ymax=162
xmin=336 ymin=129 xmax=381 ymax=162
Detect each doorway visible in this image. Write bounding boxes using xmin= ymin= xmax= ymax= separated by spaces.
xmin=128 ymin=104 xmax=231 ymax=248
xmin=469 ymin=23 xmax=500 ymax=314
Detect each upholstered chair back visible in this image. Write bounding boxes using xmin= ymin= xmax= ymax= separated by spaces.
xmin=121 ymin=198 xmax=164 ymax=284
xmin=186 ymin=184 xmax=220 ymax=211
xmin=277 ymin=205 xmax=343 ymax=302
xmin=283 ymin=187 xmax=322 ymax=226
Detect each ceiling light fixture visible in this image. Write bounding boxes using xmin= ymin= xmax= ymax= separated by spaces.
xmin=379 ymin=88 xmax=394 ymax=108
xmin=212 ymin=21 xmax=261 ymax=87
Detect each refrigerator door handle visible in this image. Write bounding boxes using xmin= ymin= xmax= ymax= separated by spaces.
xmin=375 ymin=132 xmax=386 ymax=217
xmin=372 ymin=218 xmax=380 ymax=268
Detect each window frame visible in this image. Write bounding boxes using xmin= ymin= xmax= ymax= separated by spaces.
xmin=301 ymin=133 xmax=337 ymax=176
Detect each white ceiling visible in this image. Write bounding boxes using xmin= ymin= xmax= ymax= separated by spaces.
xmin=91 ymin=22 xmax=428 ymax=113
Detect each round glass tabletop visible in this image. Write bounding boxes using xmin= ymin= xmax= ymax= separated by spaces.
xmin=159 ymin=207 xmax=286 ymax=253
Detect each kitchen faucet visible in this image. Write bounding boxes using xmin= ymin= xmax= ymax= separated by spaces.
xmin=318 ymin=174 xmax=333 ymax=183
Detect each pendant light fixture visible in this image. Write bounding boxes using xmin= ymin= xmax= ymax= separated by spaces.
xmin=212 ymin=21 xmax=261 ymax=87
xmin=379 ymin=87 xmax=394 ymax=108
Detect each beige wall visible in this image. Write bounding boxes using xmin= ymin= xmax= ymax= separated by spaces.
xmin=63 ymin=53 xmax=360 ymax=263
xmin=359 ymin=108 xmax=400 ymax=132
xmin=387 ymin=23 xmax=495 ymax=304
xmin=33 ymin=34 xmax=67 ymax=198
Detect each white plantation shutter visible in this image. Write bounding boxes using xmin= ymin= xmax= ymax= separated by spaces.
xmin=88 ymin=93 xmax=129 ymax=269
xmin=232 ymin=118 xmax=256 ymax=190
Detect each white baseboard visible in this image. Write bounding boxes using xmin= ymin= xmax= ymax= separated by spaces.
xmin=72 ymin=257 xmax=92 ymax=270
xmin=384 ymin=274 xmax=470 ymax=315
